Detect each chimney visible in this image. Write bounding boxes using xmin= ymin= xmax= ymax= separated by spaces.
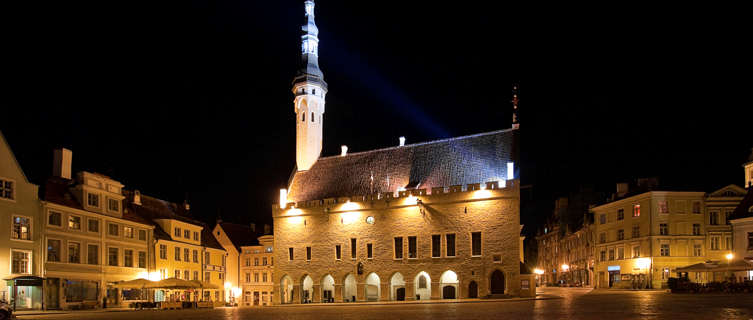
xmin=250 ymin=223 xmax=256 ymax=232
xmin=341 ymin=145 xmax=348 ymax=156
xmin=399 ymin=136 xmax=406 ymax=147
xmin=53 ymin=148 xmax=73 ymax=179
xmin=264 ymin=224 xmax=271 ymax=234
xmin=183 ymin=200 xmax=190 ymax=211
xmin=616 ymin=183 xmax=629 ymax=198
xmin=133 ymin=190 xmax=142 ymax=205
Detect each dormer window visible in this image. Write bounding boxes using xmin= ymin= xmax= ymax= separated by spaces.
xmin=87 ymin=193 xmax=100 ymax=207
xmin=108 ymin=198 xmax=119 ymax=211
xmin=175 ymin=227 xmax=181 ymax=237
xmin=184 ymin=230 xmax=190 ymax=239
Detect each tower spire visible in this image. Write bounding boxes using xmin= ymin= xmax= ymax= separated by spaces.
xmin=512 ymin=83 xmax=520 ymax=130
xmin=292 ymin=0 xmax=327 ymax=171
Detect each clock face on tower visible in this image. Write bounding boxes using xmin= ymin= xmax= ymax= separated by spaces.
xmin=366 ymin=216 xmax=375 ymax=225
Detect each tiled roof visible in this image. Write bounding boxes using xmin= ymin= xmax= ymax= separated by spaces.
xmin=287 ymin=129 xmax=517 ymax=202
xmin=201 ymin=228 xmax=224 ymax=250
xmin=124 ymin=190 xmax=203 ymax=226
xmin=219 ymin=222 xmax=266 ymax=251
xmin=41 ymin=177 xmax=152 ymax=226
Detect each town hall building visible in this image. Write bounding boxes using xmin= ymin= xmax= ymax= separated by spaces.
xmin=272 ymin=1 xmax=525 ymax=304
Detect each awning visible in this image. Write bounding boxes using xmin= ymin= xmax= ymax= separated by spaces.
xmin=110 ymin=278 xmax=156 ymax=289
xmin=3 ymin=276 xmax=45 ymax=286
xmin=189 ymin=280 xmax=220 ymax=289
xmin=675 ymin=262 xmax=720 ymax=272
xmin=676 ymin=260 xmax=753 ymax=273
xmin=146 ymin=278 xmax=199 ymax=289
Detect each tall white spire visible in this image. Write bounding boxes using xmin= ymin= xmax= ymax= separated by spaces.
xmin=293 ymin=0 xmax=327 ymax=171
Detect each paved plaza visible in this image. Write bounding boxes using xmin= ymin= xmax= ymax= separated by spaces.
xmin=16 ymin=288 xmax=753 ymax=320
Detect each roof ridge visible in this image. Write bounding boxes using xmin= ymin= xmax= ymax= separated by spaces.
xmin=318 ymin=128 xmax=515 ymax=160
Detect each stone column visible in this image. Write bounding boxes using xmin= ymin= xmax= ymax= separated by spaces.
xmin=431 ymin=281 xmax=440 ymax=300
xmin=334 ymin=284 xmax=343 ymax=303
xmin=292 ymin=284 xmax=300 ymax=304
xmin=356 ymin=283 xmax=365 ymax=301
xmin=312 ymin=284 xmax=321 ymax=303
xmin=380 ymin=283 xmax=390 ymax=301
xmin=405 ymin=281 xmax=415 ymax=300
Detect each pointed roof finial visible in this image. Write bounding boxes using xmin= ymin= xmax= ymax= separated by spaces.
xmin=512 ymin=83 xmax=520 ymax=129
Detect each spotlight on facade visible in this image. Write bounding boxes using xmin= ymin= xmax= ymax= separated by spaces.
xmin=726 ymin=253 xmax=734 ymax=261
xmin=533 ymin=268 xmax=544 ymax=275
xmin=636 ymin=257 xmax=651 ymax=270
xmin=561 ymin=264 xmax=569 ymax=271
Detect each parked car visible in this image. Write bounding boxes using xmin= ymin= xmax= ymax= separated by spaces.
xmin=0 ymin=299 xmax=13 ymax=320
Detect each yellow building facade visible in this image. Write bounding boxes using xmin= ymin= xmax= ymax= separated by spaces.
xmin=239 ymin=235 xmax=274 ymax=306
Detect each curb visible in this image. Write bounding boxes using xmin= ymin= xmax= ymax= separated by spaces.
xmin=269 ymin=296 xmax=556 ymax=308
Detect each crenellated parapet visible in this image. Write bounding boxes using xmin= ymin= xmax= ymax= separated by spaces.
xmin=273 ymin=179 xmax=517 ymax=218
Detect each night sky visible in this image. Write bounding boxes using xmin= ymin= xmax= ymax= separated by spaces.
xmin=3 ymin=1 xmax=751 ymax=237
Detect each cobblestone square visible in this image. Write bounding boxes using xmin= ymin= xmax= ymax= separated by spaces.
xmin=17 ymin=288 xmax=753 ymax=320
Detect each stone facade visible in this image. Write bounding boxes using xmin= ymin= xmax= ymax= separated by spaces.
xmin=273 ymin=181 xmax=520 ymax=304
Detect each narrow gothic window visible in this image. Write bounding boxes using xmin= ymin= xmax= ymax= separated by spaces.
xmin=302 ymin=113 xmax=305 ymax=122
xmin=311 ymin=112 xmax=314 ymax=122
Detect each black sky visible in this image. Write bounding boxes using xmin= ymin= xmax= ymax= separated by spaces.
xmin=3 ymin=1 xmax=752 ymax=235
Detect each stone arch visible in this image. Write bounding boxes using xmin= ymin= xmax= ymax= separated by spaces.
xmin=321 ymin=274 xmax=335 ymax=303
xmin=364 ymin=272 xmax=381 ymax=301
xmin=301 ymin=274 xmax=313 ymax=303
xmin=389 ymin=272 xmax=406 ymax=301
xmin=489 ymin=269 xmax=505 ymax=295
xmin=342 ymin=273 xmax=357 ymax=302
xmin=280 ymin=274 xmax=294 ymax=304
xmin=414 ymin=271 xmax=431 ymax=300
xmin=440 ymin=270 xmax=459 ymax=299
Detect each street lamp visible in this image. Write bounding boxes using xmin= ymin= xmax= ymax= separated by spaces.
xmin=561 ymin=264 xmax=569 ymax=271
xmin=725 ymin=253 xmax=734 ymax=262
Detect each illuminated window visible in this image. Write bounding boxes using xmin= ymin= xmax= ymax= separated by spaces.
xmin=68 ymin=216 xmax=81 ymax=230
xmin=124 ymin=226 xmax=134 ymax=238
xmin=633 ymin=204 xmax=641 ymax=217
xmin=12 ymin=216 xmax=31 ymax=240
xmin=11 ymin=250 xmax=30 ymax=274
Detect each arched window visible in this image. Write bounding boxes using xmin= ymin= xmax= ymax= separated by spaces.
xmin=302 ymin=113 xmax=305 ymax=122
xmin=418 ymin=275 xmax=427 ymax=289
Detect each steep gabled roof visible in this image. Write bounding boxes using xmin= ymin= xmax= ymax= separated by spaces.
xmin=41 ymin=177 xmax=152 ymax=225
xmin=0 ymin=129 xmax=31 ymax=183
xmin=219 ymin=222 xmax=266 ymax=251
xmin=287 ymin=129 xmax=516 ymax=202
xmin=202 ymin=228 xmax=224 ymax=250
xmin=729 ymin=188 xmax=753 ymax=221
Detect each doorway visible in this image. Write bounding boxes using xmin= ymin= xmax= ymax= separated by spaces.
xmin=490 ymin=270 xmax=505 ymax=294
xmin=395 ymin=288 xmax=405 ymax=301
xmin=442 ymin=286 xmax=456 ymax=299
xmin=468 ymin=281 xmax=478 ymax=298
